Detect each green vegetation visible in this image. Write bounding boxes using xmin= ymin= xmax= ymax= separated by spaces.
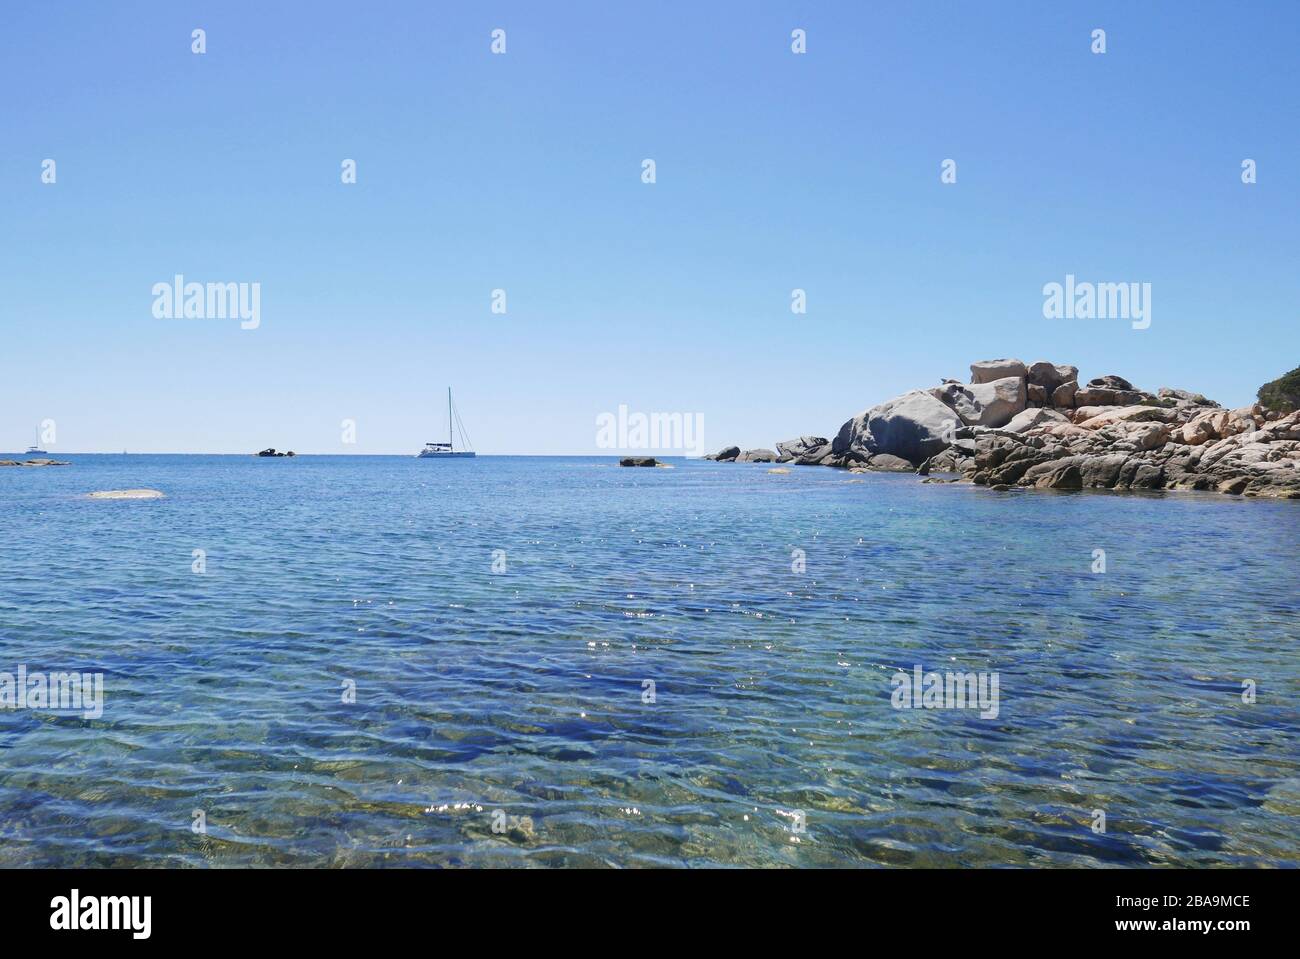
xmin=1257 ymin=366 xmax=1300 ymax=413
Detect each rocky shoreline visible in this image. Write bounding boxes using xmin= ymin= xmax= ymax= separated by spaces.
xmin=708 ymin=359 xmax=1300 ymax=499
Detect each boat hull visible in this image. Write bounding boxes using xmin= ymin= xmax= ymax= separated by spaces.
xmin=417 ymin=451 xmax=476 ymax=458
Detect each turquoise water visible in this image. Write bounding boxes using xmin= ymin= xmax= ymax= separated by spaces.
xmin=0 ymin=454 xmax=1296 ymax=867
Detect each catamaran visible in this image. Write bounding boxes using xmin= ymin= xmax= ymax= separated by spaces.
xmin=418 ymin=388 xmax=476 ymax=458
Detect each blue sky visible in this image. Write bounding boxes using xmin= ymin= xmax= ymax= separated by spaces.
xmin=3 ymin=1 xmax=1297 ymax=454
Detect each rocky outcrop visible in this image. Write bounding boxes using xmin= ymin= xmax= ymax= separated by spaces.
xmin=735 ymin=448 xmax=779 ymax=463
xmin=704 ymin=445 xmax=741 ymax=462
xmin=619 ymin=456 xmax=659 ymax=467
xmin=1 ymin=458 xmax=69 ymax=467
xmin=706 ymin=358 xmax=1300 ymax=500
xmin=256 ymin=448 xmax=295 ymax=457
xmin=966 ymin=406 xmax=1300 ymax=498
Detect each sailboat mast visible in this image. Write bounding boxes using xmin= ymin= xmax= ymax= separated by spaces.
xmin=448 ymin=387 xmax=454 ymax=451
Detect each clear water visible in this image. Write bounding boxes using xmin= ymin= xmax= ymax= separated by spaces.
xmin=1 ymin=454 xmax=1296 ymax=867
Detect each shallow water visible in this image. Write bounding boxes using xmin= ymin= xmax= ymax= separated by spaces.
xmin=0 ymin=454 xmax=1296 ymax=867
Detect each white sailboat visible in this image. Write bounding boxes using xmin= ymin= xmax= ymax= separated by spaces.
xmin=418 ymin=388 xmax=476 ymax=458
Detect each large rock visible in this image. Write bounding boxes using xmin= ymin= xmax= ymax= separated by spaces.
xmin=776 ymin=436 xmax=830 ymax=462
xmin=864 ymin=453 xmax=915 ymax=472
xmin=1074 ymin=386 xmax=1126 ymax=407
xmin=1051 ymin=380 xmax=1078 ymax=408
xmin=834 ymin=390 xmax=961 ymax=465
xmin=936 ymin=376 xmax=1027 ymax=428
xmin=735 ymin=448 xmax=779 ymax=463
xmin=1178 ymin=407 xmax=1258 ymax=446
xmin=1004 ymin=407 xmax=1070 ymax=433
xmin=1158 ymin=386 xmax=1218 ymax=409
xmin=1077 ymin=405 xmax=1176 ymax=429
xmin=796 ymin=443 xmax=834 ymax=465
xmin=1087 ymin=375 xmax=1134 ymax=391
xmin=1073 ymin=405 xmax=1122 ymax=422
xmin=970 ymin=358 xmax=1027 ymax=384
xmin=1079 ymin=453 xmax=1130 ymax=488
xmin=1031 ymin=461 xmax=1083 ymax=490
xmin=705 ymin=445 xmax=740 ymax=461
xmin=1027 ymin=361 xmax=1077 ymax=392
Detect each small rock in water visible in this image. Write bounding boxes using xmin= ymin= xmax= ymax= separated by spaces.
xmin=88 ymin=489 xmax=165 ymax=500
xmin=704 ymin=445 xmax=741 ymax=461
xmin=619 ymin=457 xmax=659 ymax=467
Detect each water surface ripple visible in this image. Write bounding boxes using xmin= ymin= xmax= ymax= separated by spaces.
xmin=0 ymin=455 xmax=1296 ymax=867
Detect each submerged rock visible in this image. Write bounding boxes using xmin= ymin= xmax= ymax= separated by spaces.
xmin=88 ymin=489 xmax=165 ymax=500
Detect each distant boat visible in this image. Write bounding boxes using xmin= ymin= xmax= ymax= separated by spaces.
xmin=25 ymin=446 xmax=47 ymax=455
xmin=418 ymin=388 xmax=476 ymax=458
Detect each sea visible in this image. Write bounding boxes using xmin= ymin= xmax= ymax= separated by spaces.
xmin=1 ymin=454 xmax=1296 ymax=867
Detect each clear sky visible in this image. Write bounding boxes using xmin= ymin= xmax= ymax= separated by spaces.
xmin=3 ymin=1 xmax=1297 ymax=454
